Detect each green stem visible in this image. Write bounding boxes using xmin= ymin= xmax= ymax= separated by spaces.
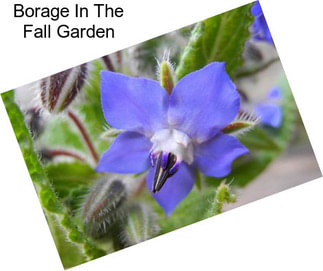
xmin=235 ymin=57 xmax=280 ymax=78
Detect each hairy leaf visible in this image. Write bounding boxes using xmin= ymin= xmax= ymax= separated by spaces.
xmin=47 ymin=213 xmax=87 ymax=269
xmin=148 ymin=189 xmax=217 ymax=233
xmin=46 ymin=161 xmax=97 ymax=198
xmin=1 ymin=91 xmax=47 ymax=185
xmin=39 ymin=117 xmax=87 ymax=152
xmin=176 ymin=3 xmax=254 ymax=79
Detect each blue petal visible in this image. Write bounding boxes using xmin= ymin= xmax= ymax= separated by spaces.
xmin=266 ymin=86 xmax=282 ymax=100
xmin=146 ymin=163 xmax=195 ymax=216
xmin=255 ymin=103 xmax=282 ymax=128
xmin=168 ymin=62 xmax=240 ymax=143
xmin=96 ymin=131 xmax=151 ymax=173
xmin=101 ymin=71 xmax=169 ymax=136
xmin=194 ymin=133 xmax=249 ymax=177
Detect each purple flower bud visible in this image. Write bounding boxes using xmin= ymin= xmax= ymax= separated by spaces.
xmin=40 ymin=63 xmax=87 ymax=113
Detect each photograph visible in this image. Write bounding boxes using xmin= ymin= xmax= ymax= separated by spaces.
xmin=1 ymin=1 xmax=321 ymax=269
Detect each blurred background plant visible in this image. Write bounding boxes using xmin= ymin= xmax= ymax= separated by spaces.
xmin=1 ymin=1 xmax=320 ymax=269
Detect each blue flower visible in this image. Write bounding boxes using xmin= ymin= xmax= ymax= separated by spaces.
xmin=251 ymin=1 xmax=274 ymax=44
xmin=97 ymin=62 xmax=249 ymax=216
xmin=255 ymin=86 xmax=282 ymax=128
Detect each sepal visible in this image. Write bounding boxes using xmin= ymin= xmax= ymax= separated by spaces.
xmin=222 ymin=110 xmax=259 ymax=135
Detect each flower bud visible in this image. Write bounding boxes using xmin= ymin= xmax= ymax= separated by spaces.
xmin=159 ymin=60 xmax=175 ymax=94
xmin=205 ymin=182 xmax=236 ymax=217
xmin=120 ymin=203 xmax=160 ymax=247
xmin=216 ymin=183 xmax=236 ymax=204
xmin=25 ymin=107 xmax=44 ymax=138
xmin=40 ymin=63 xmax=87 ymax=113
xmin=81 ymin=178 xmax=127 ymax=239
xmin=222 ymin=110 xmax=259 ymax=135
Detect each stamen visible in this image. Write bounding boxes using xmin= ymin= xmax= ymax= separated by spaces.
xmin=168 ymin=161 xmax=180 ymax=177
xmin=151 ymin=151 xmax=180 ymax=193
xmin=150 ymin=152 xmax=158 ymax=167
xmin=161 ymin=151 xmax=170 ymax=169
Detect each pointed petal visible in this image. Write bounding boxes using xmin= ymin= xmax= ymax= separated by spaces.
xmin=96 ymin=132 xmax=151 ymax=173
xmin=101 ymin=71 xmax=168 ymax=136
xmin=255 ymin=103 xmax=282 ymax=128
xmin=168 ymin=62 xmax=240 ymax=143
xmin=194 ymin=133 xmax=249 ymax=177
xmin=146 ymin=163 xmax=195 ymax=216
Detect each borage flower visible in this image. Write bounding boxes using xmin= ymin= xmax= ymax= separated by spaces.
xmin=97 ymin=62 xmax=249 ymax=216
xmin=255 ymin=86 xmax=282 ymax=128
xmin=251 ymin=1 xmax=274 ymax=44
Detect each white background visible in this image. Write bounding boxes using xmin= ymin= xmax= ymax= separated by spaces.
xmin=0 ymin=0 xmax=322 ymax=270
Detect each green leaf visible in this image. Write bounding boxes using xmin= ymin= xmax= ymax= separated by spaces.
xmin=151 ymin=189 xmax=217 ymax=233
xmin=39 ymin=117 xmax=87 ymax=152
xmin=148 ymin=185 xmax=236 ymax=233
xmin=39 ymin=186 xmax=63 ymax=213
xmin=239 ymin=126 xmax=282 ymax=151
xmin=1 ymin=91 xmax=47 ymax=186
xmin=176 ymin=3 xmax=254 ymax=79
xmin=46 ymin=161 xmax=97 ymax=198
xmin=47 ymin=213 xmax=87 ymax=269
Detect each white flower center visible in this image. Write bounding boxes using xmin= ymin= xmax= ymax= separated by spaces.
xmin=150 ymin=129 xmax=194 ymax=164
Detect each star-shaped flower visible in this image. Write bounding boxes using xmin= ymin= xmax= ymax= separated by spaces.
xmin=97 ymin=62 xmax=249 ymax=216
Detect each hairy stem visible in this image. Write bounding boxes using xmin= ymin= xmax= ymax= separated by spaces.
xmin=42 ymin=149 xmax=86 ymax=162
xmin=116 ymin=51 xmax=122 ymax=69
xmin=68 ymin=110 xmax=99 ymax=163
